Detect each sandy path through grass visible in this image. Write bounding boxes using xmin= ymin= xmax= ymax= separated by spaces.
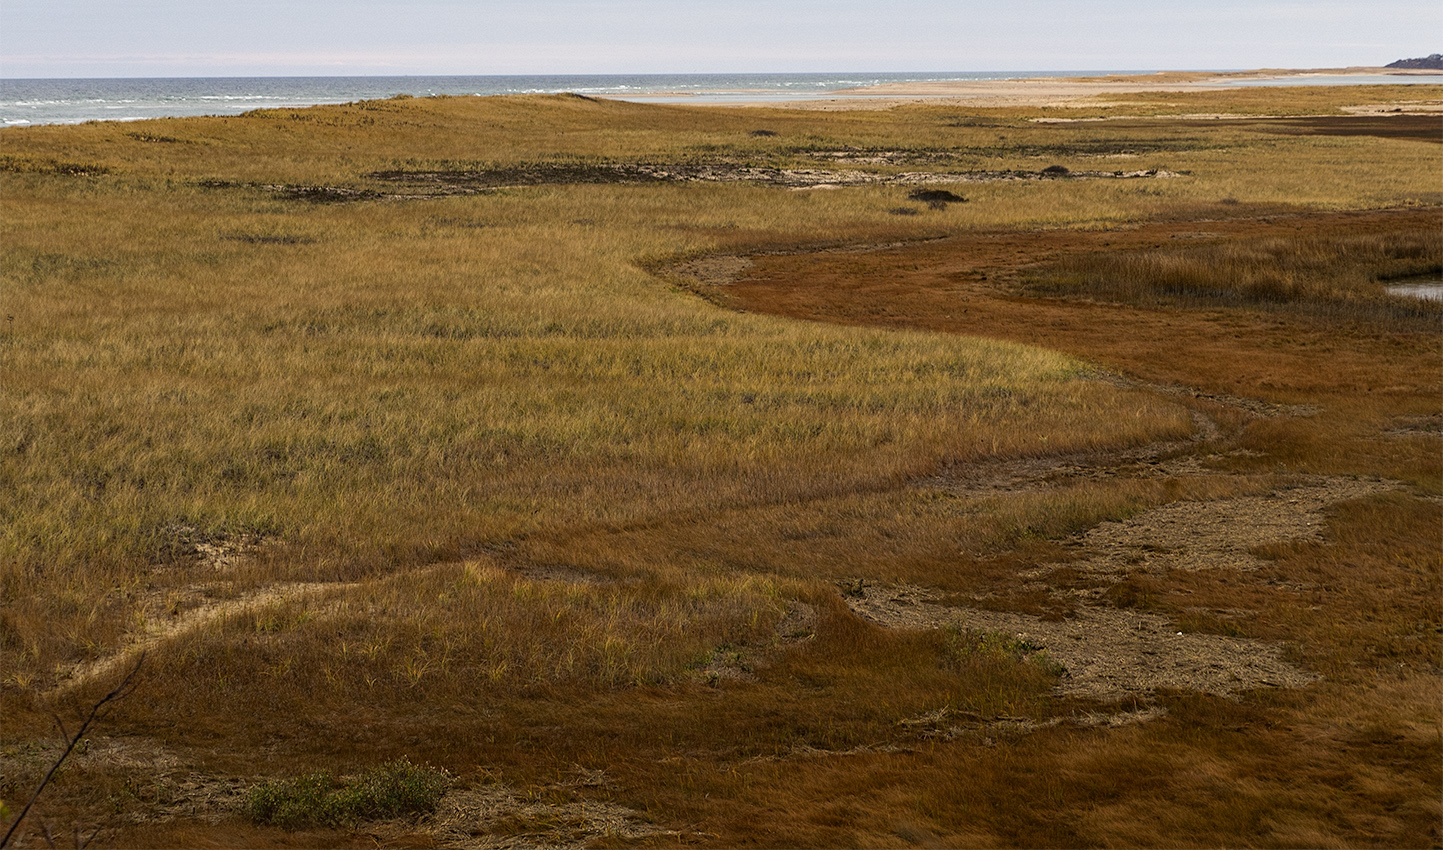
xmin=51 ymin=580 xmax=361 ymax=698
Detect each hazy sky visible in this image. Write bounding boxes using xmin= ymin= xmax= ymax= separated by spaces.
xmin=1 ymin=0 xmax=1437 ymax=78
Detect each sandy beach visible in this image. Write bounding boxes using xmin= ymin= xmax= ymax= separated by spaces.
xmin=719 ymin=66 xmax=1443 ymax=110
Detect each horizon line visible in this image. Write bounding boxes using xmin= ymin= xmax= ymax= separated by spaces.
xmin=11 ymin=67 xmax=1370 ymax=82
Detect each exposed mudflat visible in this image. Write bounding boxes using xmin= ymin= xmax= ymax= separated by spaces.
xmin=0 ymin=737 xmax=248 ymax=827
xmin=368 ymin=162 xmax=1180 ymax=192
xmin=1244 ymin=114 xmax=1443 ymax=143
xmin=407 ymin=780 xmax=687 ymax=850
xmin=853 ymin=584 xmax=1314 ymax=701
xmin=847 ymin=474 xmax=1399 ymax=701
xmin=259 ymin=160 xmax=1182 ymax=202
xmin=1059 ymin=476 xmax=1395 ymax=576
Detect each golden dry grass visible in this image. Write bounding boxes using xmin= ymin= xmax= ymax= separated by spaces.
xmin=1027 ymin=223 xmax=1442 ymax=327
xmin=1 ymin=87 xmax=1439 ymax=847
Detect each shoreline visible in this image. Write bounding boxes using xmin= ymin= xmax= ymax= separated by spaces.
xmin=661 ymin=66 xmax=1443 ymax=110
xmin=5 ymin=67 xmax=1441 ymax=125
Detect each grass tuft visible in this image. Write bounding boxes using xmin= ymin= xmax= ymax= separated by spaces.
xmin=244 ymin=758 xmax=450 ymax=828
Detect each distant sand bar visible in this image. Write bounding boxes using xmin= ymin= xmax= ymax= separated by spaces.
xmin=713 ymin=67 xmax=1443 ymax=110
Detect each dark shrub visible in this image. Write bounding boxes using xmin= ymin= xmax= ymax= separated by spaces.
xmin=907 ymin=189 xmax=967 ymax=208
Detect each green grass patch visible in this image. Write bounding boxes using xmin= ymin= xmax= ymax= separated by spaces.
xmin=244 ymin=758 xmax=451 ymax=828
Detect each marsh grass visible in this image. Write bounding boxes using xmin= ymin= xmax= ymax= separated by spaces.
xmin=2 ymin=94 xmax=1215 ymax=691
xmin=2 ymin=90 xmax=1439 ymax=847
xmin=137 ymin=564 xmax=791 ymax=718
xmin=1027 ymin=223 xmax=1443 ymax=327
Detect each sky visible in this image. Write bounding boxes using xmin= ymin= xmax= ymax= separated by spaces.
xmin=1 ymin=0 xmax=1438 ymax=78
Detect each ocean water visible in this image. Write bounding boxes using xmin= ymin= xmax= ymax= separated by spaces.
xmin=4 ymin=72 xmax=1440 ymax=127
xmin=0 ymin=72 xmax=1109 ymax=126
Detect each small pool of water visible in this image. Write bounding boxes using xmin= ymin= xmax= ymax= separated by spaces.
xmin=1385 ymin=282 xmax=1443 ymax=302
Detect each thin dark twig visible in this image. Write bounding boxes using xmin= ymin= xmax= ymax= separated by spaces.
xmin=79 ymin=822 xmax=103 ymax=850
xmin=0 ymin=654 xmax=145 ymax=850
xmin=52 ymin=717 xmax=70 ymax=746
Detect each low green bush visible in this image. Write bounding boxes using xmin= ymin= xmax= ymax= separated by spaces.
xmin=245 ymin=758 xmax=451 ymax=828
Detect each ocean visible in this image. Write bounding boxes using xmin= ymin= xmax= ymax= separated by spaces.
xmin=3 ymin=72 xmax=1440 ymax=127
xmin=0 ymin=73 xmax=1069 ymax=126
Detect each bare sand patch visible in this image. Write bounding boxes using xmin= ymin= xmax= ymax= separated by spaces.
xmin=387 ymin=777 xmax=689 ymax=849
xmin=1059 ymin=476 xmax=1396 ymax=577
xmin=711 ymin=67 xmax=1440 ymax=110
xmin=358 ymin=161 xmax=1179 ymax=198
xmin=850 ymin=582 xmax=1314 ymax=702
xmin=1342 ymin=101 xmax=1443 ymax=115
xmin=846 ymin=474 xmax=1400 ymax=701
xmin=0 ymin=736 xmax=248 ymax=828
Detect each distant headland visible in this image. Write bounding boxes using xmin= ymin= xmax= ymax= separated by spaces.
xmin=1386 ymin=54 xmax=1443 ymax=69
